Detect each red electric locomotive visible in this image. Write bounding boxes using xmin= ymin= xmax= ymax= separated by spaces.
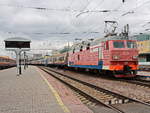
xmin=68 ymin=37 xmax=138 ymax=77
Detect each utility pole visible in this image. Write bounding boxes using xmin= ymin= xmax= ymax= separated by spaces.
xmin=26 ymin=55 xmax=28 ymax=68
xmin=24 ymin=52 xmax=26 ymax=70
xmin=19 ymin=51 xmax=22 ymax=74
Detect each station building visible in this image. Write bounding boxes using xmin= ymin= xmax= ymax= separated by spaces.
xmin=135 ymin=34 xmax=150 ymax=66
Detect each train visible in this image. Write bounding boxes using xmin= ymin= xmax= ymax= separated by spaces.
xmin=30 ymin=36 xmax=139 ymax=78
xmin=0 ymin=56 xmax=16 ymax=69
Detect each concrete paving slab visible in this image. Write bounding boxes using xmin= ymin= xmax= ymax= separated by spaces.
xmin=0 ymin=66 xmax=67 ymax=113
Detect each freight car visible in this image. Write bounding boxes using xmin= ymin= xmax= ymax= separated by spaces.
xmin=0 ymin=56 xmax=16 ymax=69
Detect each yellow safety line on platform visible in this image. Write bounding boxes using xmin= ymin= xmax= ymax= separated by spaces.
xmin=36 ymin=68 xmax=70 ymax=113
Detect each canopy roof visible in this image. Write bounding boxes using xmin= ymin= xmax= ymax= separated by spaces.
xmin=4 ymin=37 xmax=31 ymax=42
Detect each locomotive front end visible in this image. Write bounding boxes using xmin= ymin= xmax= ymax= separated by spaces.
xmin=109 ymin=40 xmax=138 ymax=77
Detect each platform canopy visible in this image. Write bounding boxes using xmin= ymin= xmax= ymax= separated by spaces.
xmin=4 ymin=37 xmax=31 ymax=48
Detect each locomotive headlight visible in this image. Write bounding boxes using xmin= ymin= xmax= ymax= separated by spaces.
xmin=113 ymin=55 xmax=119 ymax=60
xmin=133 ymin=56 xmax=138 ymax=59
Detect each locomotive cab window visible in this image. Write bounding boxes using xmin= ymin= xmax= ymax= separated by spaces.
xmin=127 ymin=41 xmax=137 ymax=48
xmin=113 ymin=41 xmax=125 ymax=48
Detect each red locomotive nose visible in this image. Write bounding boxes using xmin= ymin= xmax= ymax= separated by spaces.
xmin=107 ymin=40 xmax=138 ymax=77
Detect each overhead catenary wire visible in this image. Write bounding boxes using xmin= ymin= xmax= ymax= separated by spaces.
xmin=73 ymin=0 xmax=107 ymax=39
xmin=51 ymin=0 xmax=105 ymax=36
xmin=0 ymin=30 xmax=100 ymax=36
xmin=0 ymin=4 xmax=81 ymax=12
xmin=0 ymin=4 xmax=130 ymax=38
xmin=76 ymin=9 xmax=115 ymax=17
xmin=111 ymin=0 xmax=150 ymax=34
xmin=0 ymin=3 xmax=110 ymax=13
xmin=80 ymin=0 xmax=150 ymax=36
xmin=121 ymin=0 xmax=150 ymax=16
xmin=0 ymin=1 xmax=114 ymax=39
xmin=0 ymin=0 xmax=149 ymax=40
xmin=74 ymin=0 xmax=129 ymax=39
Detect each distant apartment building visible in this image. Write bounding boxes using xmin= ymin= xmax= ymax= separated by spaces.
xmin=135 ymin=34 xmax=150 ymax=63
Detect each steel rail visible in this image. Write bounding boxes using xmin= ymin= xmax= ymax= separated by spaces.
xmin=39 ymin=66 xmax=126 ymax=113
xmin=120 ymin=79 xmax=150 ymax=88
xmin=41 ymin=66 xmax=150 ymax=107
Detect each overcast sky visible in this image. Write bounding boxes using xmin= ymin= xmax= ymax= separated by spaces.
xmin=0 ymin=0 xmax=150 ymax=57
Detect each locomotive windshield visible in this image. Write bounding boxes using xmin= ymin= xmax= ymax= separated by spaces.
xmin=127 ymin=41 xmax=137 ymax=48
xmin=113 ymin=41 xmax=125 ymax=48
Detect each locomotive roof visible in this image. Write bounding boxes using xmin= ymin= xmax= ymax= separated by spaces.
xmin=71 ymin=35 xmax=136 ymax=50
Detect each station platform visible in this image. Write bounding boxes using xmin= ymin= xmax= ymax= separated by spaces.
xmin=137 ymin=71 xmax=150 ymax=77
xmin=137 ymin=71 xmax=150 ymax=80
xmin=0 ymin=66 xmax=93 ymax=113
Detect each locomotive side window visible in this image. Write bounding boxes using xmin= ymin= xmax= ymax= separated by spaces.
xmin=80 ymin=46 xmax=83 ymax=51
xmin=73 ymin=48 xmax=75 ymax=53
xmin=86 ymin=43 xmax=90 ymax=50
xmin=113 ymin=41 xmax=124 ymax=48
xmin=78 ymin=55 xmax=80 ymax=60
xmin=127 ymin=41 xmax=137 ymax=48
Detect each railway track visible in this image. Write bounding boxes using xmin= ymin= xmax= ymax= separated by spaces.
xmin=69 ymin=67 xmax=150 ymax=88
xmin=39 ymin=66 xmax=150 ymax=113
xmin=119 ymin=79 xmax=150 ymax=88
xmin=101 ymin=77 xmax=150 ymax=88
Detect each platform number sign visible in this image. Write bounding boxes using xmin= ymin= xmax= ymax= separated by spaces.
xmin=4 ymin=37 xmax=31 ymax=76
xmin=5 ymin=41 xmax=30 ymax=48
